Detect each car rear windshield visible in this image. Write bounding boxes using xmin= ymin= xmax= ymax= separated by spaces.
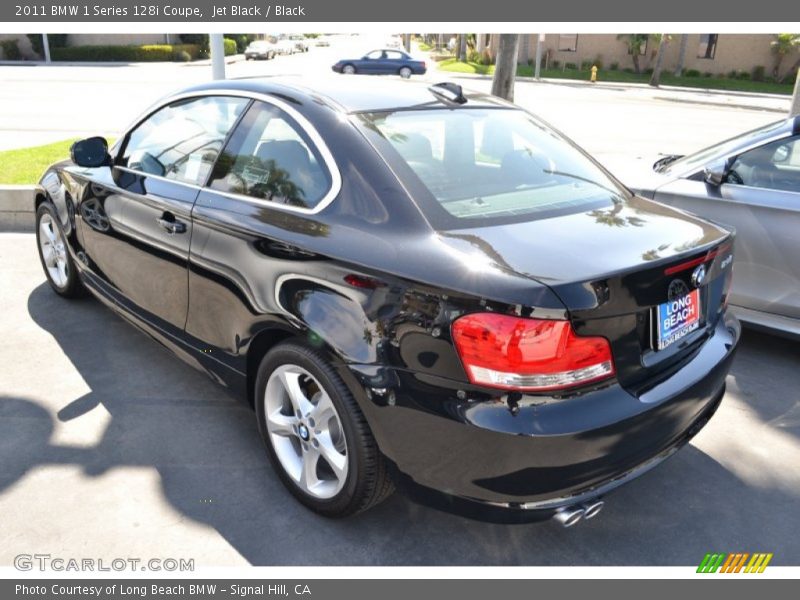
xmin=356 ymin=108 xmax=629 ymax=227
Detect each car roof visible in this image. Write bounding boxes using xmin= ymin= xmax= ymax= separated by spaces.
xmin=178 ymin=76 xmax=512 ymax=114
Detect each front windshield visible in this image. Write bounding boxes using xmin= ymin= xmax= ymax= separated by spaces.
xmin=357 ymin=108 xmax=629 ymax=226
xmin=663 ymin=119 xmax=786 ymax=175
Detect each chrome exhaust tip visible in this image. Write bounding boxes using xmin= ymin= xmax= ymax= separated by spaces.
xmin=581 ymin=500 xmax=605 ymax=520
xmin=552 ymin=506 xmax=585 ymax=528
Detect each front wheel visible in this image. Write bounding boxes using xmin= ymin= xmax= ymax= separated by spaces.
xmin=342 ymin=64 xmax=356 ymax=75
xmin=399 ymin=67 xmax=412 ymax=79
xmin=255 ymin=342 xmax=393 ymax=517
xmin=35 ymin=203 xmax=85 ymax=298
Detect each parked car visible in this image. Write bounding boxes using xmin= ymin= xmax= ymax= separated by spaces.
xmin=274 ymin=39 xmax=297 ymax=55
xmin=35 ymin=78 xmax=739 ymax=525
xmin=332 ymin=49 xmax=426 ymax=78
xmin=289 ymin=35 xmax=309 ymax=53
xmin=244 ymin=40 xmax=276 ymax=61
xmin=621 ymin=116 xmax=800 ymax=338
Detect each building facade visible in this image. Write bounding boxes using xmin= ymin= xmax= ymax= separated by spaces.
xmin=487 ymin=34 xmax=784 ymax=77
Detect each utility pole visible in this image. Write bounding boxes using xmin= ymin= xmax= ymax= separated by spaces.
xmin=210 ymin=33 xmax=226 ymax=80
xmin=791 ymin=67 xmax=800 ymax=117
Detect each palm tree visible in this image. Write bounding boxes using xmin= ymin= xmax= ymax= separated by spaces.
xmin=491 ymin=34 xmax=520 ymax=101
xmin=673 ymin=34 xmax=688 ymax=76
xmin=458 ymin=34 xmax=468 ymax=62
xmin=649 ymin=34 xmax=670 ymax=87
xmin=617 ymin=34 xmax=649 ymax=74
xmin=770 ymin=33 xmax=800 ymax=80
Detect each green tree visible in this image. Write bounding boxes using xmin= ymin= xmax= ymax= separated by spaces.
xmin=770 ymin=33 xmax=800 ymax=80
xmin=617 ymin=34 xmax=649 ymax=74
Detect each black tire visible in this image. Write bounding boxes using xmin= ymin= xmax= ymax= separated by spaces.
xmin=255 ymin=341 xmax=393 ymax=517
xmin=342 ymin=64 xmax=356 ymax=75
xmin=35 ymin=202 xmax=86 ymax=298
xmin=399 ymin=67 xmax=412 ymax=79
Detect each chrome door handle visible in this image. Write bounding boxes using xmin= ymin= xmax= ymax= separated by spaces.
xmin=156 ymin=216 xmax=186 ymax=234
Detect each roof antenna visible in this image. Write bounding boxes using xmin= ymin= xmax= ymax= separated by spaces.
xmin=428 ymin=82 xmax=467 ymax=104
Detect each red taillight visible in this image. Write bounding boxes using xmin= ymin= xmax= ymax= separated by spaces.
xmin=344 ymin=274 xmax=385 ymax=289
xmin=451 ymin=313 xmax=616 ymax=392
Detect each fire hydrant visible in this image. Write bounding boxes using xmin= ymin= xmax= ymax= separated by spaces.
xmin=590 ymin=65 xmax=598 ymax=83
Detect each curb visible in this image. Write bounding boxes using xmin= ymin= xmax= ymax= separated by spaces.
xmin=0 ymin=185 xmax=36 ymax=232
xmin=0 ymin=54 xmax=246 ymax=68
xmin=441 ymin=72 xmax=790 ymax=113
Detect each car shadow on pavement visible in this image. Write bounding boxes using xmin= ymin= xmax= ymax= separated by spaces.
xmin=17 ymin=282 xmax=800 ymax=566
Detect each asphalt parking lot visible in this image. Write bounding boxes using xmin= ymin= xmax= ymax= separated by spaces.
xmin=1 ymin=234 xmax=799 ymax=566
xmin=1 ymin=34 xmax=799 ymax=566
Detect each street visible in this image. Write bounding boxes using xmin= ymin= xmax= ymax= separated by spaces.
xmin=1 ymin=33 xmax=799 ymax=566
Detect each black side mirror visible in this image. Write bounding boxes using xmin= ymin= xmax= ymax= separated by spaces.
xmin=703 ymin=158 xmax=729 ymax=187
xmin=70 ymin=137 xmax=110 ymax=168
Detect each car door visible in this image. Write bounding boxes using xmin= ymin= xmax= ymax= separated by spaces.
xmin=77 ymin=94 xmax=250 ymax=330
xmin=653 ymin=135 xmax=800 ymax=319
xmin=359 ymin=50 xmax=383 ymax=74
xmin=186 ymin=98 xmax=335 ymax=363
xmin=383 ymin=50 xmax=405 ymax=73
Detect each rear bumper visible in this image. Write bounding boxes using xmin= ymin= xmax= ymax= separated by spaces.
xmin=345 ymin=313 xmax=740 ymax=522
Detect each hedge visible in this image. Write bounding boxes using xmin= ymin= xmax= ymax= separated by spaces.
xmin=50 ymin=43 xmax=202 ymax=62
xmin=223 ymin=38 xmax=237 ymax=56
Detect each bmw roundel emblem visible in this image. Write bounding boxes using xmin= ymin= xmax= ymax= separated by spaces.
xmin=691 ymin=265 xmax=707 ymax=288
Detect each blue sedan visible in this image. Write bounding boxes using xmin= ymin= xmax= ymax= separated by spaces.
xmin=332 ymin=48 xmax=427 ymax=78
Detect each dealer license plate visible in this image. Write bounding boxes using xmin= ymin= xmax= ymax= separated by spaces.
xmin=656 ymin=288 xmax=702 ymax=350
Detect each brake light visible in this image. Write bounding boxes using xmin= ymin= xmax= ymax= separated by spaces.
xmin=664 ymin=242 xmax=733 ymax=276
xmin=451 ymin=313 xmax=615 ymax=392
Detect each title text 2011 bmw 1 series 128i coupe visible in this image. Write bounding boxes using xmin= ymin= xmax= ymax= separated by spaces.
xmin=34 ymin=78 xmax=740 ymax=526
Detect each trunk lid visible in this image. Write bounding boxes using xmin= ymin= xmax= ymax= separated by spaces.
xmin=438 ymin=195 xmax=735 ymax=391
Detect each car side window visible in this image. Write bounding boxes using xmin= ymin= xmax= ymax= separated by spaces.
xmin=119 ymin=96 xmax=249 ymax=185
xmin=385 ymin=51 xmax=404 ymax=60
xmin=726 ymin=136 xmax=800 ymax=193
xmin=365 ymin=50 xmax=382 ymax=59
xmin=207 ymin=101 xmax=332 ymax=209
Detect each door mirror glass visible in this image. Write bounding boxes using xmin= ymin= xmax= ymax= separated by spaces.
xmin=773 ymin=144 xmax=790 ymax=164
xmin=71 ymin=137 xmax=110 ymax=168
xmin=703 ymin=158 xmax=728 ymax=186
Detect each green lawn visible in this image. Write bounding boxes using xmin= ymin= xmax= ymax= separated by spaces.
xmin=437 ymin=58 xmax=494 ymax=75
xmin=0 ymin=139 xmax=78 ymax=185
xmin=438 ymin=59 xmax=795 ymax=95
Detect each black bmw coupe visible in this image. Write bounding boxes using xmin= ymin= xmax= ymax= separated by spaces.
xmin=34 ymin=78 xmax=739 ymax=525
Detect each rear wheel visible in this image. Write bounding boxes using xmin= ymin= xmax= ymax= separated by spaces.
xmin=399 ymin=66 xmax=412 ymax=79
xmin=255 ymin=342 xmax=393 ymax=517
xmin=35 ymin=203 xmax=84 ymax=298
xmin=342 ymin=64 xmax=356 ymax=75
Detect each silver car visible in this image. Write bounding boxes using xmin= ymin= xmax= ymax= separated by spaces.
xmin=626 ymin=116 xmax=800 ymax=338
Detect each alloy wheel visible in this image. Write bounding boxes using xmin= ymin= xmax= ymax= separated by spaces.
xmin=38 ymin=213 xmax=69 ymax=288
xmin=264 ymin=364 xmax=348 ymax=499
